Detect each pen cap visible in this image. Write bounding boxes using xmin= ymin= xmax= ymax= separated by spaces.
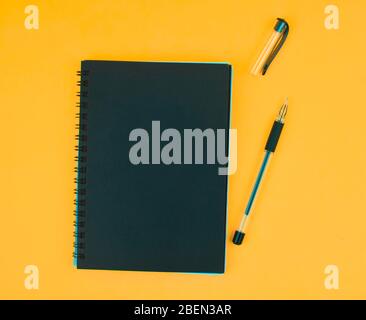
xmin=251 ymin=18 xmax=289 ymax=76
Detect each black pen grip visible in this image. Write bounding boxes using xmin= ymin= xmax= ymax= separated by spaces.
xmin=265 ymin=120 xmax=284 ymax=153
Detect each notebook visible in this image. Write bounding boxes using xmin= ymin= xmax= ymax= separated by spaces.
xmin=74 ymin=60 xmax=232 ymax=273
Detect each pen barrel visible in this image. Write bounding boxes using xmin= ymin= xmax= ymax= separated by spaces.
xmin=265 ymin=120 xmax=284 ymax=153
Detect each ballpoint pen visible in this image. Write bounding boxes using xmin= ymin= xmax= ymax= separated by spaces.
xmin=233 ymin=99 xmax=288 ymax=245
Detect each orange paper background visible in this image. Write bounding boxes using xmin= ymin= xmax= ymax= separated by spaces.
xmin=1 ymin=0 xmax=365 ymax=299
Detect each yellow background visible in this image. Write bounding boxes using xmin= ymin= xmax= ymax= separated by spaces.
xmin=1 ymin=0 xmax=365 ymax=299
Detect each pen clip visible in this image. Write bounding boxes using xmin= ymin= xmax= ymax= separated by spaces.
xmin=262 ymin=18 xmax=289 ymax=75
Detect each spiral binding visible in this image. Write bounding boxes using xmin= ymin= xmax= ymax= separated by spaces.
xmin=73 ymin=69 xmax=89 ymax=262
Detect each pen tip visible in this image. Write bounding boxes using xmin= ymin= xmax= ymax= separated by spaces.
xmin=278 ymin=98 xmax=288 ymax=123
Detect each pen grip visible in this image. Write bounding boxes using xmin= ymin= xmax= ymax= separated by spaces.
xmin=265 ymin=121 xmax=284 ymax=153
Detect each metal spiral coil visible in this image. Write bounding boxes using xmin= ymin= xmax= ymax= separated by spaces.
xmin=73 ymin=69 xmax=89 ymax=262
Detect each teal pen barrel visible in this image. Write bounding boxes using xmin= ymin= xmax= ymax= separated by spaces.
xmin=232 ymin=151 xmax=271 ymax=245
xmin=244 ymin=151 xmax=271 ymax=216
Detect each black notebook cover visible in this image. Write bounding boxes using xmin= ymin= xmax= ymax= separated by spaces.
xmin=74 ymin=60 xmax=232 ymax=273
